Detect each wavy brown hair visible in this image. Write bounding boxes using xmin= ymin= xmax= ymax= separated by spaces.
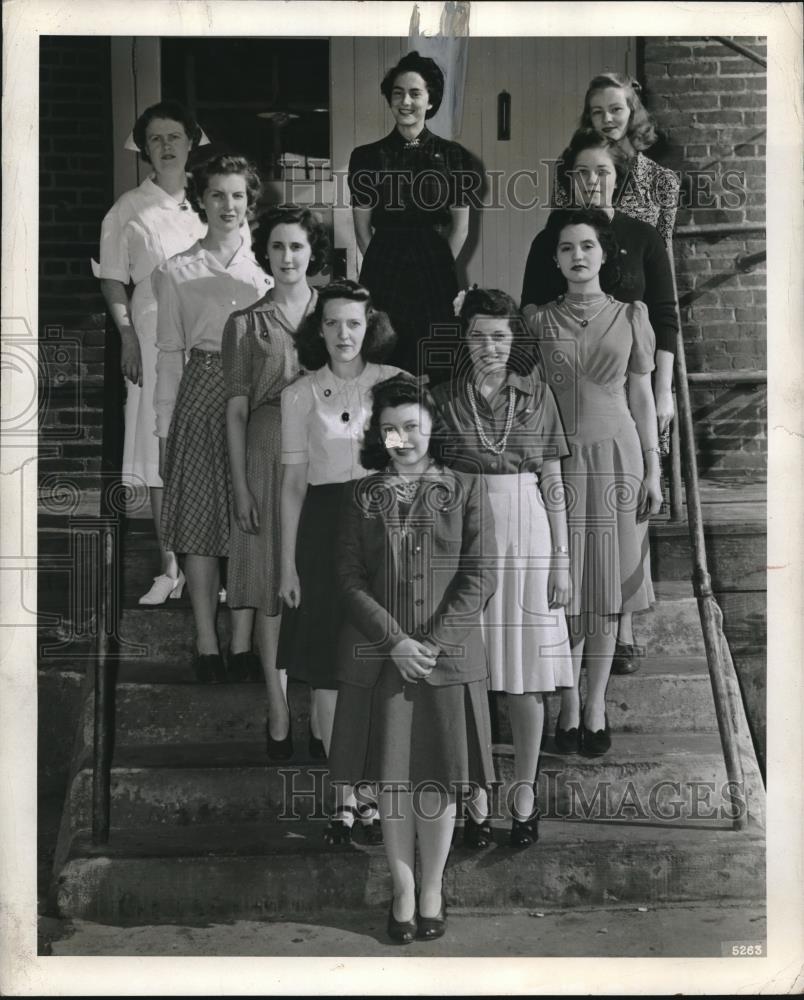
xmin=295 ymin=279 xmax=396 ymax=371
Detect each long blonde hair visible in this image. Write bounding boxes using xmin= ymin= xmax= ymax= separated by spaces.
xmin=580 ymin=72 xmax=658 ymax=152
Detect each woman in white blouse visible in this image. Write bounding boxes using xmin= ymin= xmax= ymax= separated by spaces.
xmin=278 ymin=280 xmax=400 ymax=842
xmin=99 ymin=101 xmax=205 ymax=604
xmin=153 ymin=155 xmax=272 ymax=683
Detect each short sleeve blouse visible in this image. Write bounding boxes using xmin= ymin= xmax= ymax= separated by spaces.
xmin=626 ymin=301 xmax=656 ymax=374
xmin=431 ymin=371 xmax=571 ymax=476
xmin=281 ymin=362 xmax=402 ymax=485
xmin=221 ymin=289 xmax=317 ymax=410
xmin=348 ymin=127 xmax=479 ymax=230
xmin=99 ymin=176 xmax=205 ymax=288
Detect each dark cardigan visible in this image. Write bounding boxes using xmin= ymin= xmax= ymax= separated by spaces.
xmin=520 ymin=211 xmax=679 ymax=356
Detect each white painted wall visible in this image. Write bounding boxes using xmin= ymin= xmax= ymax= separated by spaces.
xmin=331 ymin=36 xmax=634 ymax=298
xmin=112 ymin=35 xmax=634 ymax=297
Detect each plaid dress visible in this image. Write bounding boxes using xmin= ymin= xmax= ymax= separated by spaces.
xmin=348 ymin=127 xmax=480 ymax=377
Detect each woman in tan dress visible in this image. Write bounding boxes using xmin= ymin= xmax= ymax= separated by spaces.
xmin=222 ymin=207 xmax=330 ymax=759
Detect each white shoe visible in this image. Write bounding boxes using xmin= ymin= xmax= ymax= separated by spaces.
xmin=139 ymin=570 xmax=186 ymax=605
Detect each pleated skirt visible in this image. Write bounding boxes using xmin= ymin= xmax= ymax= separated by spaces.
xmin=160 ymin=350 xmax=232 ymax=557
xmin=328 ymin=667 xmax=495 ymax=792
xmin=277 ymin=482 xmax=352 ymax=690
xmin=226 ymin=401 xmax=282 ymax=615
xmin=482 ymin=474 xmax=574 ymax=694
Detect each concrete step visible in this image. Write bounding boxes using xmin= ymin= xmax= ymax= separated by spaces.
xmin=104 ymin=581 xmax=706 ymax=666
xmin=105 ymin=519 xmax=765 ymax=599
xmin=650 ymin=521 xmax=765 ymax=591
xmin=109 ymin=658 xmax=719 ymax=749
xmin=53 ymin=818 xmax=766 ymax=923
xmin=63 ymin=732 xmax=748 ymax=837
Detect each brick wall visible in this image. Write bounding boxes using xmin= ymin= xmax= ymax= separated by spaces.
xmin=39 ymin=37 xmax=113 ymax=493
xmin=640 ymin=37 xmax=767 ymax=480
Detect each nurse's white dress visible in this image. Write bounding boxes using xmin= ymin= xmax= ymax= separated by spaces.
xmin=99 ymin=176 xmax=205 ymax=488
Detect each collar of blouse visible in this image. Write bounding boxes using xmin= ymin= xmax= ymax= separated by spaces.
xmin=253 ymin=286 xmax=318 ymax=325
xmin=314 ymin=361 xmax=379 ymax=394
xmin=387 ymin=124 xmax=434 ymax=149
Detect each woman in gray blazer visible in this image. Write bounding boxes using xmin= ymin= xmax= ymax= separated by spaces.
xmin=328 ymin=374 xmax=497 ymax=945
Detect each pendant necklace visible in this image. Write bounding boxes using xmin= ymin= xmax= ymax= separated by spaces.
xmin=558 ymin=294 xmax=612 ymax=328
xmin=467 ymin=383 xmax=516 ymax=456
xmin=334 ymin=377 xmax=359 ymax=424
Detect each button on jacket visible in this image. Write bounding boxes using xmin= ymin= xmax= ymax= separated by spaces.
xmin=336 ymin=467 xmax=497 ymax=688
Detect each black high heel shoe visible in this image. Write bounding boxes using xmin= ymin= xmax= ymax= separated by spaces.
xmin=308 ymin=735 xmax=326 ymax=760
xmin=324 ymin=806 xmax=354 ymax=846
xmin=611 ymin=639 xmax=639 ymax=674
xmin=227 ymin=649 xmax=259 ymax=683
xmin=265 ymin=720 xmax=293 ymax=762
xmin=554 ymin=715 xmax=582 ymax=755
xmin=509 ymin=809 xmax=539 ymax=848
xmin=581 ymin=712 xmax=611 ymax=757
xmin=387 ymin=898 xmax=417 ymax=944
xmin=417 ymin=892 xmax=447 ymax=941
xmin=463 ymin=813 xmax=493 ymax=849
xmin=355 ymin=802 xmax=383 ymax=845
xmin=193 ymin=652 xmax=226 ymax=684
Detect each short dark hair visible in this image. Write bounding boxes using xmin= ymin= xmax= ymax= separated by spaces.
xmin=580 ymin=72 xmax=658 ymax=152
xmin=555 ymin=128 xmax=629 ymax=205
xmin=544 ymin=207 xmax=621 ymax=287
xmin=456 ymin=286 xmax=540 ymax=380
xmin=188 ymin=155 xmax=262 ymax=223
xmin=294 ymin=279 xmax=397 ymax=371
xmin=380 ymin=50 xmax=445 ymax=119
xmin=360 ymin=373 xmax=449 ymax=471
xmin=132 ymin=101 xmax=202 ymax=165
xmin=253 ymin=207 xmax=330 ymax=276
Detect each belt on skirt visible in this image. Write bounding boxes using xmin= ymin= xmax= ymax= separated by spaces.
xmin=188 ymin=347 xmax=222 ymax=368
xmin=482 ymin=471 xmax=540 ymax=494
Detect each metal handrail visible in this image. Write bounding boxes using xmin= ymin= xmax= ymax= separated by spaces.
xmin=91 ymin=310 xmax=125 ymax=845
xmin=702 ymin=36 xmax=767 ymax=69
xmin=668 ymin=252 xmax=750 ymax=830
xmin=687 ymin=371 xmax=765 ymax=385
xmin=675 ymin=224 xmax=765 ymax=238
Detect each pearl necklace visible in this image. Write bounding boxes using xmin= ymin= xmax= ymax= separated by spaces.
xmin=558 ymin=294 xmax=613 ymax=328
xmin=467 ymin=383 xmax=516 ymax=455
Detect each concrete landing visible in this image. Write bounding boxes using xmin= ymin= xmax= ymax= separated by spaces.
xmin=42 ymin=901 xmax=767 ymax=958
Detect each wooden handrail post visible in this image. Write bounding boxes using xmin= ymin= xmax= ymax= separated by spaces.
xmin=673 ymin=321 xmax=748 ymax=830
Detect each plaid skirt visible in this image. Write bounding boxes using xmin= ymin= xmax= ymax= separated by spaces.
xmin=161 ymin=349 xmax=232 ymax=557
xmin=359 ymin=226 xmax=458 ymax=377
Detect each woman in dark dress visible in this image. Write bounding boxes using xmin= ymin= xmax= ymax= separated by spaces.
xmin=348 ymin=51 xmax=479 ymax=378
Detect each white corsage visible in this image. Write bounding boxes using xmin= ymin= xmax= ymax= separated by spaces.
xmin=452 ymin=284 xmax=478 ymax=317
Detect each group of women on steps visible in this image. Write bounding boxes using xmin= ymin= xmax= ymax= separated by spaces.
xmin=99 ymin=53 xmax=680 ymax=945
